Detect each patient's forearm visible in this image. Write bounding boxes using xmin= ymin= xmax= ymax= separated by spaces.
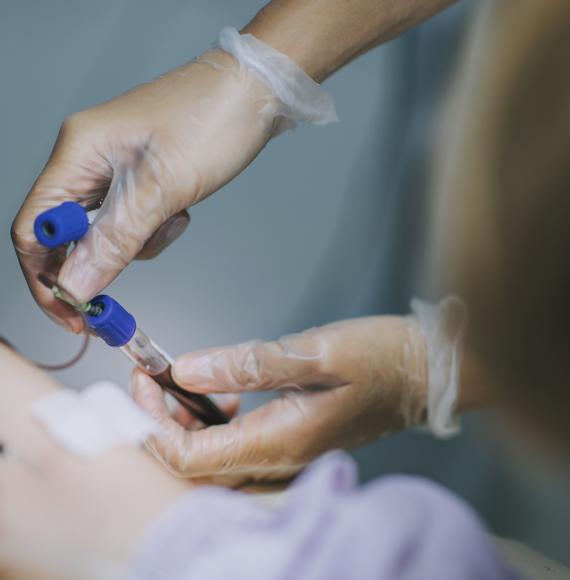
xmin=0 ymin=345 xmax=62 ymax=461
xmin=0 ymin=344 xmax=180 ymax=488
xmin=244 ymin=0 xmax=456 ymax=82
xmin=0 ymin=344 xmax=188 ymax=576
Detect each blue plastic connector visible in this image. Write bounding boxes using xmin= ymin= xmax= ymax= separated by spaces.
xmin=86 ymin=294 xmax=137 ymax=347
xmin=34 ymin=201 xmax=89 ymax=248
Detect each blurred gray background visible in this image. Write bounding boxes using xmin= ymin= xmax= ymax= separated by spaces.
xmin=1 ymin=0 xmax=568 ymax=565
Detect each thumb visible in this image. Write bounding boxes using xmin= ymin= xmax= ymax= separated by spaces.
xmin=58 ymin=144 xmax=184 ymax=302
xmin=172 ymin=329 xmax=340 ymax=394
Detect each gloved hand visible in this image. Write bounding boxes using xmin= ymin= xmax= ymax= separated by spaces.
xmin=11 ymin=50 xmax=276 ymax=333
xmin=131 ymin=315 xmax=430 ymax=485
xmin=12 ymin=28 xmax=337 ymax=332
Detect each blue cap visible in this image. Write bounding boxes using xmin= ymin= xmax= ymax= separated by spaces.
xmin=86 ymin=294 xmax=136 ymax=347
xmin=34 ymin=201 xmax=89 ymax=248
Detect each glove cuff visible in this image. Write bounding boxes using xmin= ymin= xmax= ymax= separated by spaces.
xmin=410 ymin=296 xmax=467 ymax=439
xmin=217 ymin=27 xmax=338 ymax=128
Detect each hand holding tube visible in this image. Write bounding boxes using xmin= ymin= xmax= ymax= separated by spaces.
xmin=132 ymin=298 xmax=468 ymax=484
xmin=12 ymin=29 xmax=336 ymax=331
xmin=131 ymin=315 xmax=429 ymax=484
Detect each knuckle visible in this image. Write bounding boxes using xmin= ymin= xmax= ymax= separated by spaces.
xmin=233 ymin=341 xmax=265 ymax=390
xmin=282 ymin=329 xmax=328 ymax=377
xmin=9 ymin=217 xmax=20 ymax=246
xmin=313 ymin=346 xmax=333 ymax=377
xmin=59 ymin=114 xmax=78 ymax=138
xmin=10 ymin=213 xmax=35 ymax=251
xmin=58 ymin=111 xmax=95 ymax=146
xmin=308 ymin=328 xmax=338 ymax=378
xmin=60 ymin=111 xmax=87 ymax=135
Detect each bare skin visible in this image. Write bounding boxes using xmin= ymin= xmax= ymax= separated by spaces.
xmin=0 ymin=344 xmax=189 ymax=580
xmin=245 ymin=0 xmax=456 ymax=81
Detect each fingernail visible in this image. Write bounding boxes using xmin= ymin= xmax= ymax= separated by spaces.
xmin=130 ymin=370 xmax=152 ymax=395
xmin=128 ymin=371 xmax=141 ymax=396
xmin=74 ymin=322 xmax=86 ymax=335
xmin=69 ymin=315 xmax=85 ymax=335
xmin=173 ymin=354 xmax=214 ymax=382
xmin=131 ymin=374 xmax=158 ymax=408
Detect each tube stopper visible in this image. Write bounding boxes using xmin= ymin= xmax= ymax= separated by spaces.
xmin=86 ymin=295 xmax=136 ymax=347
xmin=34 ymin=202 xmax=89 ymax=248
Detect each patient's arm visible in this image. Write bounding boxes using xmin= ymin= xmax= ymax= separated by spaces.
xmin=0 ymin=344 xmax=188 ymax=580
xmin=0 ymin=343 xmax=71 ymax=467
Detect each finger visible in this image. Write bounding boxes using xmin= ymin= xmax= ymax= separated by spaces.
xmin=131 ymin=371 xmax=242 ymax=478
xmin=130 ymin=370 xmax=239 ymax=430
xmin=132 ymin=369 xmax=358 ymax=482
xmin=58 ymin=141 xmax=183 ymax=302
xmin=12 ymin=115 xmax=111 ymax=331
xmin=172 ymin=330 xmax=342 ymax=394
xmin=13 ymin=243 xmax=83 ymax=333
xmin=143 ymin=388 xmax=342 ymax=480
xmin=135 ymin=210 xmax=190 ymax=260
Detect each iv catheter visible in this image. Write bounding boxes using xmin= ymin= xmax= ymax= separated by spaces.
xmin=34 ymin=203 xmax=229 ymax=427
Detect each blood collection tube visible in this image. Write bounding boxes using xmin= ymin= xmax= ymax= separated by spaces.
xmin=34 ymin=201 xmax=229 ymax=426
xmin=85 ymin=295 xmax=229 ymax=426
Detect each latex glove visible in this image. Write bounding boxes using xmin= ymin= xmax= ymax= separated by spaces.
xmin=11 ymin=28 xmax=336 ymax=332
xmin=11 ymin=49 xmax=274 ymax=333
xmin=131 ymin=315 xmax=429 ymax=485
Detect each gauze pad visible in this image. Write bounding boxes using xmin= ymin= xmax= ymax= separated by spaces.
xmin=31 ymin=381 xmax=157 ymax=457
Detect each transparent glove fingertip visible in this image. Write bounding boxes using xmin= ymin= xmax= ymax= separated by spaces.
xmin=130 ymin=371 xmax=169 ymax=418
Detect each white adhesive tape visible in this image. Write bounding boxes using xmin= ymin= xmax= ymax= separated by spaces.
xmin=31 ymin=381 xmax=157 ymax=458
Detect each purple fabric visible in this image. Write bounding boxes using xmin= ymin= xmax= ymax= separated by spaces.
xmin=130 ymin=452 xmax=521 ymax=580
